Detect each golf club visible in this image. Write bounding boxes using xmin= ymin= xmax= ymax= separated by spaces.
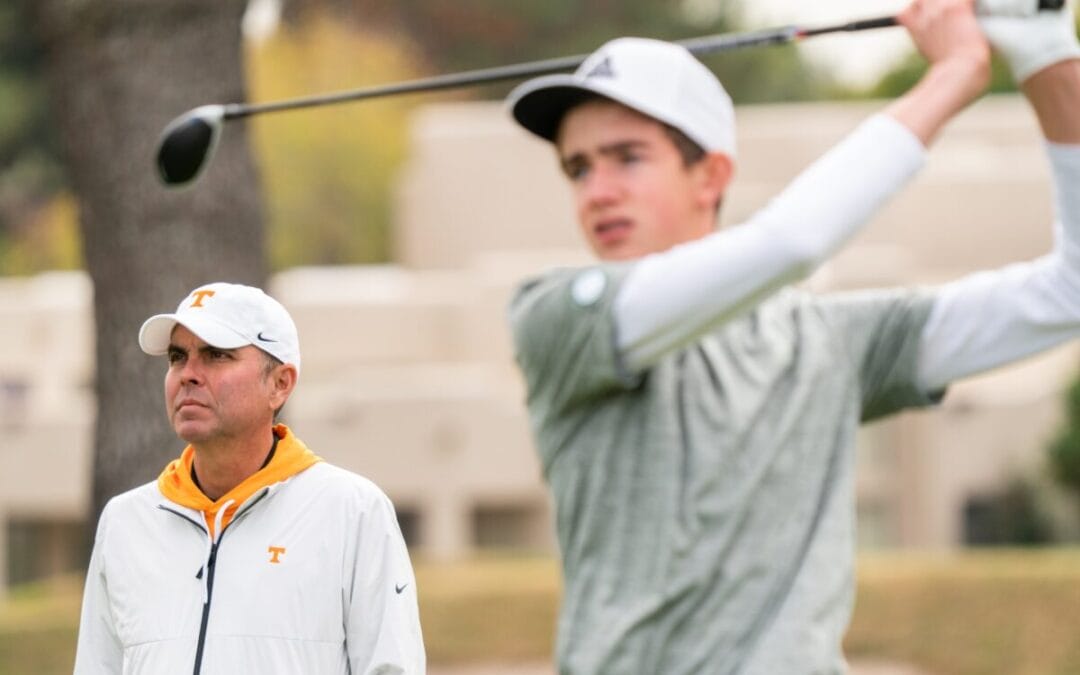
xmin=156 ymin=0 xmax=1066 ymax=188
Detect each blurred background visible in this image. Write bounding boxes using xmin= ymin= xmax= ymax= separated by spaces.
xmin=2 ymin=1 xmax=1080 ymax=673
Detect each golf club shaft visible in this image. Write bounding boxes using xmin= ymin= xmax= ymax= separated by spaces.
xmin=221 ymin=0 xmax=1066 ymax=120
xmin=222 ymin=16 xmax=901 ymax=120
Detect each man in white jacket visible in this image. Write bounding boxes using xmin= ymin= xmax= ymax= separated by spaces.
xmin=74 ymin=282 xmax=425 ymax=674
xmin=507 ymin=0 xmax=1080 ymax=673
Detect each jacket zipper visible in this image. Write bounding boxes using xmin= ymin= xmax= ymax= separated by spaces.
xmin=158 ymin=506 xmax=216 ymax=675
xmin=192 ymin=540 xmax=220 ymax=675
xmin=159 ymin=491 xmax=272 ymax=675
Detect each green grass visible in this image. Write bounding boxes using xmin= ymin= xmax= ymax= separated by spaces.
xmin=0 ymin=576 xmax=81 ymax=675
xmin=3 ymin=550 xmax=1080 ymax=675
xmin=846 ymin=549 xmax=1080 ymax=675
xmin=416 ymin=554 xmax=559 ymax=664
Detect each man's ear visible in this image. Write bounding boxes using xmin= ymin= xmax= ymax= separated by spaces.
xmin=696 ymin=151 xmax=734 ymax=210
xmin=268 ymin=364 xmax=298 ymax=410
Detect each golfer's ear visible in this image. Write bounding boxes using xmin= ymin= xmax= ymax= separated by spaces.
xmin=697 ymin=151 xmax=734 ymax=208
xmin=269 ymin=364 xmax=298 ymax=408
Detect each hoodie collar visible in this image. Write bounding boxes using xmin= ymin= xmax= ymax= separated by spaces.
xmin=157 ymin=424 xmax=321 ymax=536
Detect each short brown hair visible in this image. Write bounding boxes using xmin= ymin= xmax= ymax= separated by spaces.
xmin=560 ymin=92 xmax=706 ymax=165
xmin=661 ymin=124 xmax=706 ymax=168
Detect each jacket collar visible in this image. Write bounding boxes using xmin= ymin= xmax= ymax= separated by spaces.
xmin=157 ymin=424 xmax=321 ymax=536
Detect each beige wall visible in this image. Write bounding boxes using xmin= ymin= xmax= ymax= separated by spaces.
xmin=1 ymin=94 xmax=1076 ymax=594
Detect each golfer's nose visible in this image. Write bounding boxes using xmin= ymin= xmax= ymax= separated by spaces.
xmin=581 ymin=164 xmax=621 ymax=208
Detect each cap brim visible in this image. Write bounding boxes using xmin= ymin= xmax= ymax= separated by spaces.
xmin=139 ymin=313 xmax=252 ymax=355
xmin=508 ymin=75 xmax=609 ymax=143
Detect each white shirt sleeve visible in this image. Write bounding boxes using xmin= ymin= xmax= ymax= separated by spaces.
xmin=916 ymin=141 xmax=1080 ymax=391
xmin=614 ymin=114 xmax=927 ymax=372
xmin=73 ymin=508 xmax=123 ymax=675
xmin=346 ymin=490 xmax=426 ymax=674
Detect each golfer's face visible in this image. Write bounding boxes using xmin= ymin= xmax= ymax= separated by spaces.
xmin=557 ymin=100 xmax=718 ymax=260
xmin=164 ymin=326 xmax=276 ymax=445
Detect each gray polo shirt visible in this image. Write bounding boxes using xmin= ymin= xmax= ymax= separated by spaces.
xmin=510 ymin=265 xmax=940 ymax=675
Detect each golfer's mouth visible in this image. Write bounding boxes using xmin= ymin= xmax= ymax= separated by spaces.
xmin=594 ymin=218 xmax=632 ymax=243
xmin=176 ymin=398 xmax=208 ymax=412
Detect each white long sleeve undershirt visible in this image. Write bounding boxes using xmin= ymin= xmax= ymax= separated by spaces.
xmin=613 ymin=115 xmax=1080 ymax=393
xmin=915 ymin=141 xmax=1080 ymax=390
xmin=613 ymin=114 xmax=927 ymax=371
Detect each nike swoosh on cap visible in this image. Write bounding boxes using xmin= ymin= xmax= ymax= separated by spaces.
xmin=257 ymin=332 xmax=277 ymax=342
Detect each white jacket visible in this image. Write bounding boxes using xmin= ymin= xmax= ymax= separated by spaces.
xmin=74 ymin=426 xmax=425 ymax=674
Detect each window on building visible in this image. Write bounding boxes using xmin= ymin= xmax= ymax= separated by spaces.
xmin=963 ymin=481 xmax=1053 ymax=546
xmin=0 ymin=377 xmax=29 ymax=429
xmin=395 ymin=507 xmax=421 ymax=549
xmin=471 ymin=503 xmax=549 ymax=552
xmin=6 ymin=517 xmax=89 ymax=587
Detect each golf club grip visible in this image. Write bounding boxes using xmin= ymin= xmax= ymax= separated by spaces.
xmin=800 ymin=0 xmax=1064 ymax=39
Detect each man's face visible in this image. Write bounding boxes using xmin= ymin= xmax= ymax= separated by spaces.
xmin=164 ymin=325 xmax=291 ymax=445
xmin=556 ymin=99 xmax=730 ymax=261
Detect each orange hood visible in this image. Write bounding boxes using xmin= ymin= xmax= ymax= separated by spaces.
xmin=157 ymin=424 xmax=321 ymax=537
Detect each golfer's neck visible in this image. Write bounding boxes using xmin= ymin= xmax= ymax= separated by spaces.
xmin=191 ymin=431 xmax=275 ymax=501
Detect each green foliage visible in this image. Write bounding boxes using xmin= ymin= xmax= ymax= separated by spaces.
xmin=0 ymin=1 xmax=59 ymax=183
xmin=964 ymin=479 xmax=1055 ymax=546
xmin=699 ymin=44 xmax=832 ymax=104
xmin=866 ymin=52 xmax=1019 ymax=99
xmin=0 ymin=72 xmax=37 ymax=148
xmin=1049 ymin=376 xmax=1080 ymax=498
xmin=0 ymin=1 xmax=71 ymax=276
xmin=394 ymin=0 xmax=736 ymax=70
xmin=0 ymin=194 xmax=81 ymax=274
xmin=246 ymin=16 xmax=423 ymax=268
xmin=866 ymin=13 xmax=1080 ymax=99
xmin=387 ymin=0 xmax=833 ymax=104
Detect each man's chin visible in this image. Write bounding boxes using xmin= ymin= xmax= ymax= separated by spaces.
xmin=595 ymin=244 xmax=646 ymax=262
xmin=172 ymin=422 xmax=215 ymax=445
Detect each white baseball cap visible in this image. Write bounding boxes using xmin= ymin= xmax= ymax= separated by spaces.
xmin=139 ymin=282 xmax=301 ymax=374
xmin=507 ymin=37 xmax=737 ymax=158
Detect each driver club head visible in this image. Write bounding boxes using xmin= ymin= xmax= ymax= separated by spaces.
xmin=155 ymin=105 xmax=225 ymax=188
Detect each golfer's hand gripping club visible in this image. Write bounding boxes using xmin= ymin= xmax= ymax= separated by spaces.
xmin=154 ymin=0 xmax=1067 ymax=188
xmin=980 ymin=0 xmax=1079 ymax=81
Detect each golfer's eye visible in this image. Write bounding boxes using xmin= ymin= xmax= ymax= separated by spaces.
xmin=563 ymin=160 xmax=589 ymax=181
xmin=616 ymin=149 xmax=641 ymax=166
xmin=167 ymin=349 xmax=186 ymax=365
xmin=207 ymin=348 xmax=231 ymax=361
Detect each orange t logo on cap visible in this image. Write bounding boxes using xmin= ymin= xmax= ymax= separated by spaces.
xmin=190 ymin=290 xmax=216 ymax=308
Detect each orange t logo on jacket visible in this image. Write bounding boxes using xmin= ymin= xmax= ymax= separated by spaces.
xmin=268 ymin=546 xmax=286 ymax=564
xmin=190 ymin=290 xmax=216 ymax=307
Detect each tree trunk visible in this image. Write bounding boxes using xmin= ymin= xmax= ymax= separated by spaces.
xmin=27 ymin=0 xmax=267 ymax=529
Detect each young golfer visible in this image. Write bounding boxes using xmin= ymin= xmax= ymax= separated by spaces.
xmin=506 ymin=0 xmax=1080 ymax=672
xmin=73 ymin=283 xmax=425 ymax=674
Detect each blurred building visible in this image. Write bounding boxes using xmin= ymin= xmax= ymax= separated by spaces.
xmin=1 ymin=94 xmax=1077 ymax=596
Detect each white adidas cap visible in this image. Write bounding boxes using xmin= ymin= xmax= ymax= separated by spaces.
xmin=508 ymin=37 xmax=737 ymax=158
xmin=139 ymin=282 xmax=301 ymax=375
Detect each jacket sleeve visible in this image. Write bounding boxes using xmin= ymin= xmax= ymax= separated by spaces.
xmin=345 ymin=488 xmax=426 ymax=674
xmin=73 ymin=504 xmax=123 ymax=674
